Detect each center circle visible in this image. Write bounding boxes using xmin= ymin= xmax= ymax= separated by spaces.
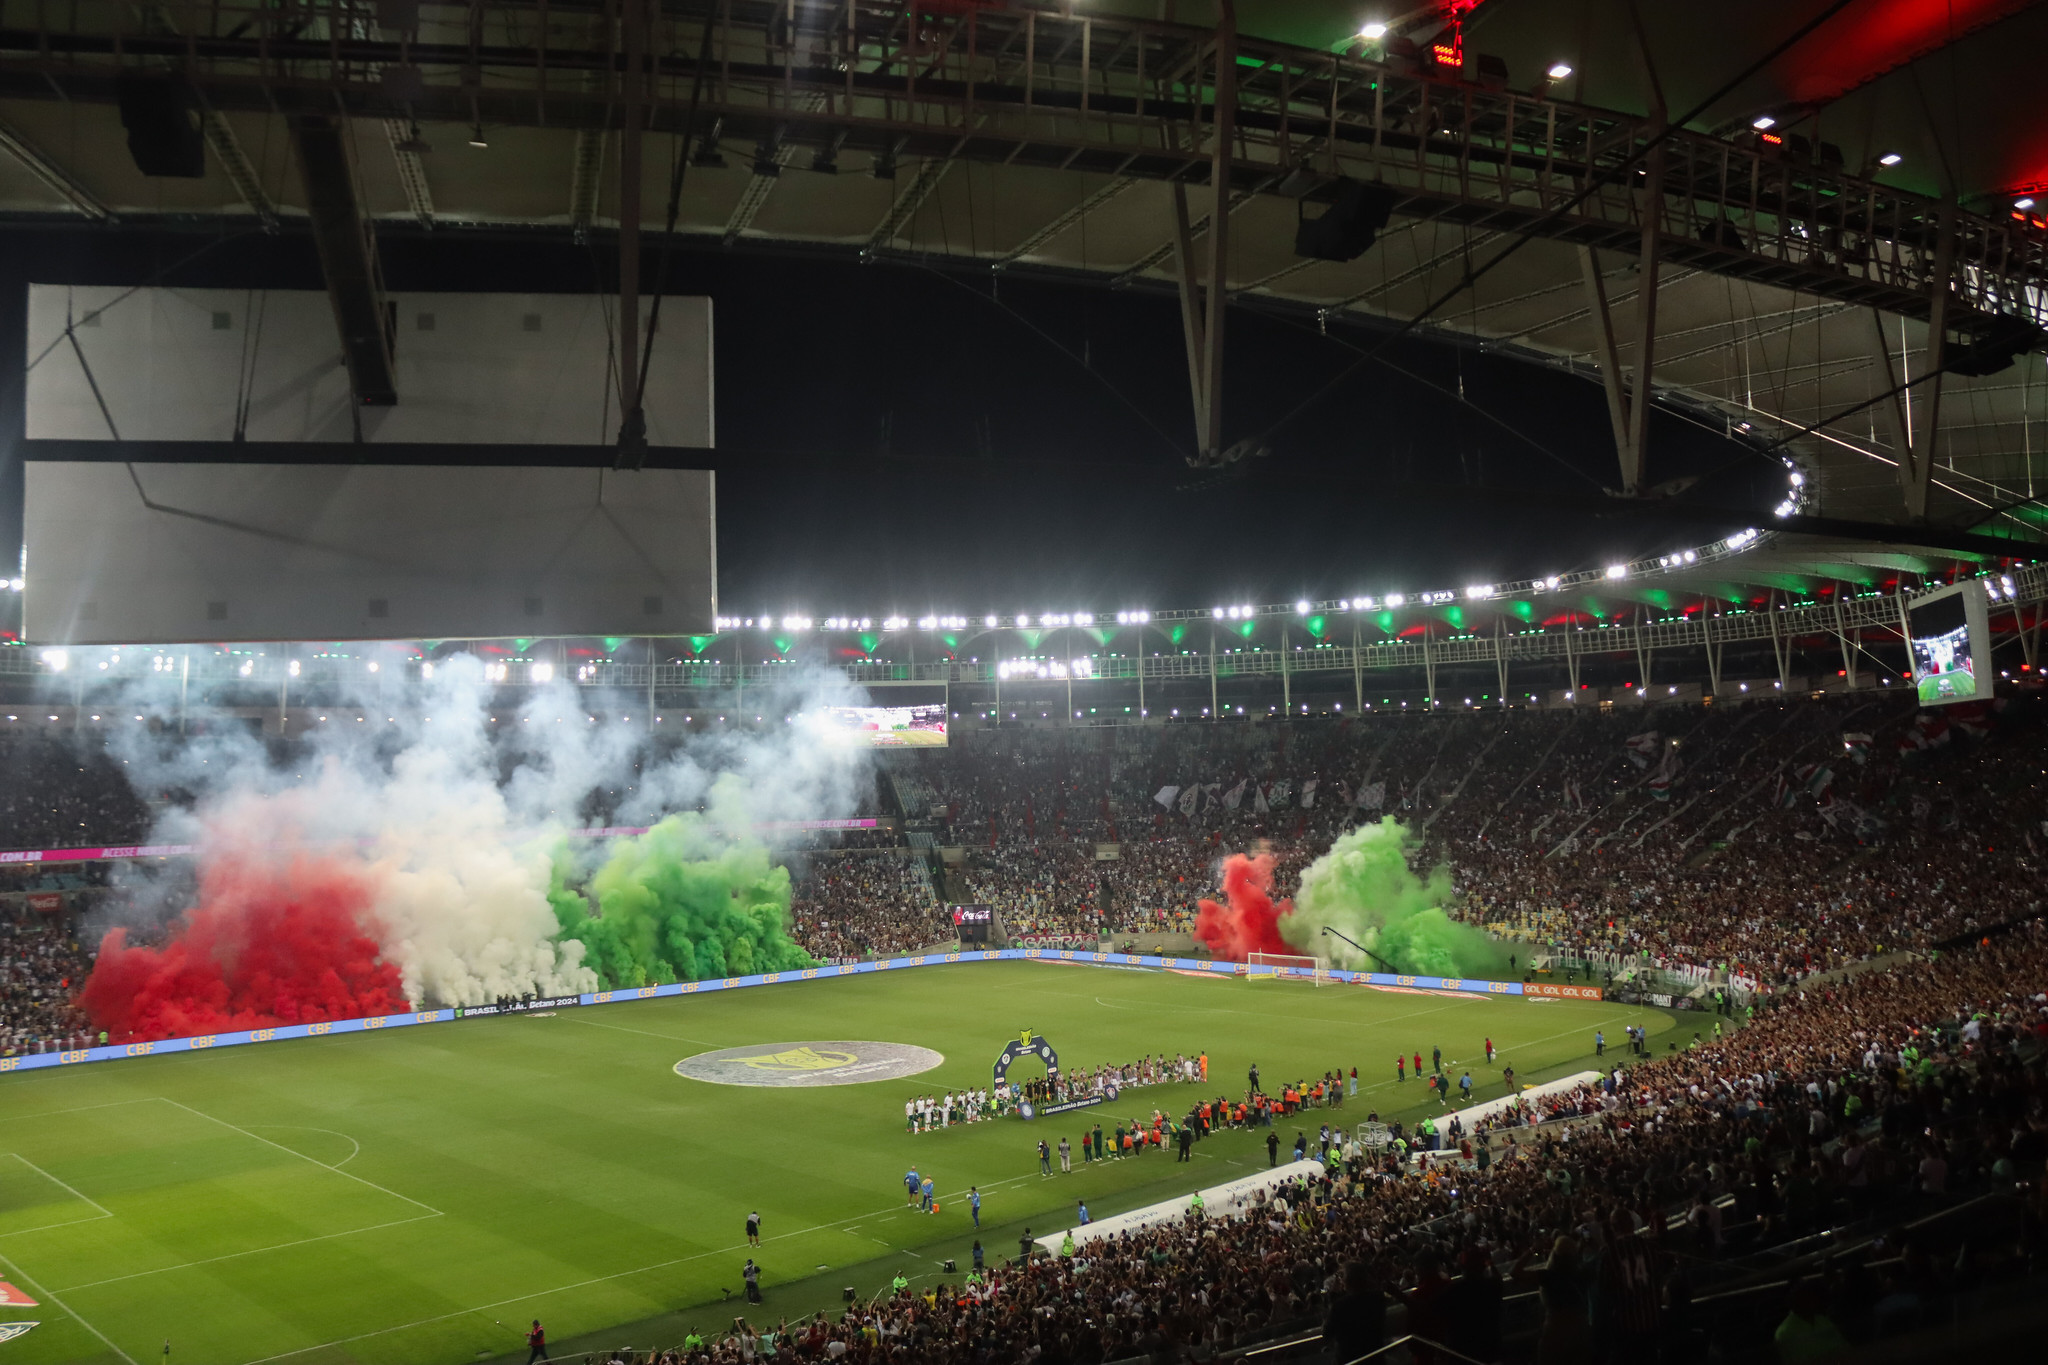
xmin=672 ymin=1040 xmax=945 ymax=1087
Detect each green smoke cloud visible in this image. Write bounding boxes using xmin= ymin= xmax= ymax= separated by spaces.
xmin=549 ymin=815 xmax=815 ymax=988
xmin=1282 ymin=817 xmax=1491 ymax=976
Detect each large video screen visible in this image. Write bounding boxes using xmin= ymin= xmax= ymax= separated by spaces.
xmin=1906 ymin=581 xmax=1991 ymax=706
xmin=812 ymin=703 xmax=948 ymax=748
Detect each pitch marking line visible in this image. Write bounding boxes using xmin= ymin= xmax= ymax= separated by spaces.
xmin=156 ymin=1099 xmax=443 ymax=1217
xmin=0 ymin=1248 xmax=138 ymax=1365
xmin=237 ymin=1170 xmax=1047 ymax=1365
xmin=0 ymin=1154 xmax=116 ymax=1238
xmin=557 ymin=1015 xmax=726 ymax=1048
xmin=243 ymin=1125 xmax=362 ymax=1169
xmin=55 ymin=1213 xmax=445 ymax=1293
xmin=0 ymin=1098 xmax=160 ymax=1125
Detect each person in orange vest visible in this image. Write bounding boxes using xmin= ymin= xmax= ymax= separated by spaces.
xmin=1198 ymin=1051 xmax=1208 ymax=1081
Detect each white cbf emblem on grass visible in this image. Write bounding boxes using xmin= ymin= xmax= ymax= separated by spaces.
xmin=0 ymin=1323 xmax=38 ymax=1343
xmin=673 ymin=1041 xmax=945 ymax=1087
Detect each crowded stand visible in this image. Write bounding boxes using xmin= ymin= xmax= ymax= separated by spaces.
xmin=787 ymin=853 xmax=945 ymax=962
xmin=4 ymin=689 xmax=2044 ymax=1054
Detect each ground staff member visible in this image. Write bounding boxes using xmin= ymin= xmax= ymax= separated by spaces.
xmin=526 ymin=1320 xmax=551 ymax=1363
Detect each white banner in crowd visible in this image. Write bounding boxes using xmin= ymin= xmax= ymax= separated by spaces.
xmin=1035 ymin=1159 xmax=1326 ymax=1255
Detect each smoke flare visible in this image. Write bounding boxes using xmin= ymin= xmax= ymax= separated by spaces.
xmin=552 ymin=813 xmax=816 ymax=987
xmin=1193 ymin=852 xmax=1291 ymax=961
xmin=1286 ymin=817 xmax=1489 ymax=976
xmin=80 ymin=854 xmax=410 ymax=1042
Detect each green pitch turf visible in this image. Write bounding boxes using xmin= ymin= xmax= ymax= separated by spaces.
xmin=0 ymin=962 xmax=1682 ymax=1365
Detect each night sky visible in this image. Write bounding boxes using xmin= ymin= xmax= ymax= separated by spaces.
xmin=0 ymin=225 xmax=1789 ymax=620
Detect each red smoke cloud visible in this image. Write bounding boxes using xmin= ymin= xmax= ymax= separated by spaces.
xmin=81 ymin=854 xmax=409 ymax=1043
xmin=1193 ymin=852 xmax=1295 ymax=961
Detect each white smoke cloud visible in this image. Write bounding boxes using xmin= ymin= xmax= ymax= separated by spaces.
xmin=82 ymin=644 xmax=874 ymax=1007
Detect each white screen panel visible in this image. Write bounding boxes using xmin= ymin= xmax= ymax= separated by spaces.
xmin=26 ymin=286 xmax=712 ymax=447
xmin=24 ymin=463 xmax=715 ymax=644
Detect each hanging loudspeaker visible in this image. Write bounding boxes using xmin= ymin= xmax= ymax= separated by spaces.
xmin=1294 ymin=180 xmax=1399 ymax=262
xmin=117 ymin=77 xmax=205 ymax=178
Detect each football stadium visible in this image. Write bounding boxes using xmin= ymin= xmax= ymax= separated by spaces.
xmin=1 ymin=2 xmax=2047 ymax=1363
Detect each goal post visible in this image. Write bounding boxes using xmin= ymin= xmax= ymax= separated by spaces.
xmin=1245 ymin=952 xmax=1330 ymax=986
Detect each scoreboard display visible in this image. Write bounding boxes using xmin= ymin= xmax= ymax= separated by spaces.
xmin=951 ymin=904 xmax=995 ymax=944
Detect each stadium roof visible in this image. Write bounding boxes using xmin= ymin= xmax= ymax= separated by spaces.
xmin=1 ymin=0 xmax=2043 ymax=580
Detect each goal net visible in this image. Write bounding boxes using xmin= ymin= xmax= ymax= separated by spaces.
xmin=1246 ymin=952 xmax=1329 ymax=986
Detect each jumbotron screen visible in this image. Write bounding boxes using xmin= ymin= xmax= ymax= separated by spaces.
xmin=1907 ymin=581 xmax=1991 ymax=706
xmin=813 ymin=703 xmax=949 ymax=748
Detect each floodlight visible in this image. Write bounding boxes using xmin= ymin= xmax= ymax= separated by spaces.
xmin=1752 ymin=115 xmax=1776 ymax=130
xmin=1295 ymin=600 xmax=1311 ymax=614
xmin=1385 ymin=593 xmax=1405 ymax=607
xmin=2017 ymin=197 xmax=2037 ymax=210
xmin=1465 ymin=585 xmax=1493 ymax=600
xmin=1360 ymin=22 xmax=1387 ymax=40
xmin=1212 ymin=607 xmax=1225 ymax=617
xmin=1605 ymin=565 xmax=1628 ymax=579
xmin=985 ymin=615 xmax=999 ymax=627
xmin=1546 ymin=63 xmax=1573 ymax=80
xmin=468 ymin=125 xmax=488 ymax=148
xmin=530 ymin=662 xmax=554 ymax=682
xmin=1877 ymin=152 xmax=1902 ymax=166
xmin=39 ymin=648 xmax=67 ymax=672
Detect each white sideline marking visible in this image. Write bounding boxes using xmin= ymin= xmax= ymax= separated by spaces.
xmin=0 ymin=1153 xmax=116 ymax=1237
xmin=56 ymin=1213 xmax=444 ymax=1293
xmin=0 ymin=1248 xmax=137 ymax=1365
xmin=158 ymin=1099 xmax=443 ymax=1216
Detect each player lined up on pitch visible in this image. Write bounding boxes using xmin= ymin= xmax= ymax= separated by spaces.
xmin=903 ymin=1050 xmax=1212 ymax=1132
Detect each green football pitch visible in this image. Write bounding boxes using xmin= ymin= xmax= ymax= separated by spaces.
xmin=0 ymin=962 xmax=1682 ymax=1365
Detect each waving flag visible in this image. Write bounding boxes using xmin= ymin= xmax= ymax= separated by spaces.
xmin=1625 ymin=731 xmax=1661 ymax=768
xmin=1153 ymin=785 xmax=1181 ymax=811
